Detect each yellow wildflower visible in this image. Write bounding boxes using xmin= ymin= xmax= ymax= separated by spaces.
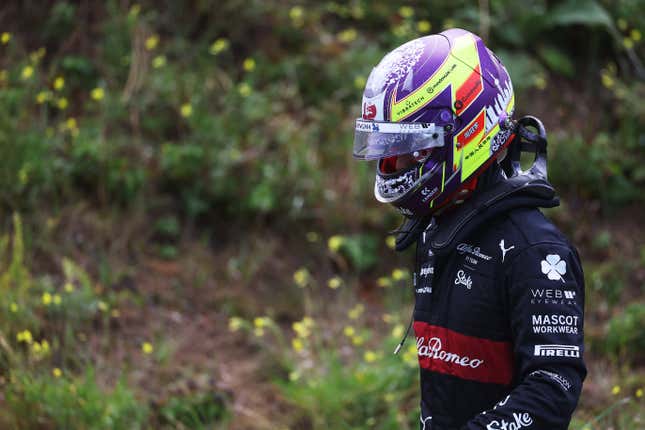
xmin=111 ymin=309 xmax=120 ymax=318
xmin=399 ymin=6 xmax=414 ymax=18
xmin=64 ymin=282 xmax=74 ymax=293
xmin=98 ymin=301 xmax=108 ymax=312
xmin=238 ymin=82 xmax=251 ymax=97
xmin=364 ymin=350 xmax=378 ymax=363
xmin=152 ymin=55 xmax=166 ymax=68
xmin=289 ymin=6 xmax=304 ymax=27
xmin=352 ymin=335 xmax=365 ymax=346
xmin=417 ymin=20 xmax=432 ymax=33
xmin=10 ymin=302 xmax=18 ymax=313
xmin=141 ymin=342 xmax=154 ymax=354
xmin=129 ymin=4 xmax=141 ymax=18
xmin=53 ymin=76 xmax=64 ymax=91
xmin=302 ymin=316 xmax=314 ymax=327
xmin=1 ymin=32 xmax=10 ymax=44
xmin=253 ymin=327 xmax=264 ymax=337
xmin=42 ymin=292 xmax=52 ymax=305
xmin=53 ymin=294 xmax=62 ymax=305
xmin=391 ymin=324 xmax=405 ymax=338
xmin=228 ymin=317 xmax=243 ymax=332
xmin=343 ymin=326 xmax=355 ymax=337
xmin=21 ymin=65 xmax=34 ymax=80
xmin=385 ymin=235 xmax=396 ymax=250
xmin=65 ymin=117 xmax=77 ymax=130
xmin=443 ymin=19 xmax=456 ymax=30
xmin=403 ymin=343 xmax=418 ymax=367
xmin=243 ymin=58 xmax=256 ymax=72
xmin=293 ymin=267 xmax=310 ymax=288
xmin=391 ymin=268 xmax=408 ymax=281
xmin=30 ymin=47 xmax=46 ymax=62
xmin=32 ymin=342 xmax=42 ymax=353
xmin=180 ymin=103 xmax=192 ymax=118
xmin=145 ymin=34 xmax=159 ymax=51
xmin=617 ymin=18 xmax=628 ymax=31
xmin=289 ymin=370 xmax=300 ymax=381
xmin=17 ymin=330 xmax=33 ymax=344
xmin=209 ymin=38 xmax=229 ymax=55
xmin=254 ymin=316 xmax=271 ymax=328
xmin=353 ymin=75 xmax=366 ymax=90
xmin=623 ymin=37 xmax=634 ymax=50
xmin=306 ymin=231 xmax=319 ymax=242
xmin=636 ymin=388 xmax=643 ymax=398
xmin=601 ymin=72 xmax=614 ymax=89
xmin=337 ymin=28 xmax=357 ymax=43
xmin=348 ymin=303 xmax=364 ymax=320
xmin=611 ymin=385 xmax=621 ymax=395
xmin=631 ymin=29 xmax=642 ymax=42
xmin=377 ymin=277 xmax=392 ymax=288
xmin=90 ymin=87 xmax=105 ymax=101
xmin=41 ymin=340 xmax=50 ymax=352
xmin=292 ymin=338 xmax=304 ymax=352
xmin=534 ymin=75 xmax=547 ymax=90
xmin=292 ymin=321 xmax=310 ymax=338
xmin=57 ymin=97 xmax=68 ymax=110
xmin=52 ymin=368 xmax=62 ymax=378
xmin=327 ymin=276 xmax=342 ymax=289
xmin=36 ymin=91 xmax=51 ymax=104
xmin=328 ymin=235 xmax=345 ymax=252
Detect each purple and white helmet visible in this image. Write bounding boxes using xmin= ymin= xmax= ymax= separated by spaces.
xmin=353 ymin=28 xmax=516 ymax=217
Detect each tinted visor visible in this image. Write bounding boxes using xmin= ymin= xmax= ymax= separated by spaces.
xmin=353 ymin=119 xmax=445 ymax=160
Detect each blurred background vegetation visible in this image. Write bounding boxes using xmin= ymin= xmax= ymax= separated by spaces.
xmin=0 ymin=0 xmax=643 ymax=429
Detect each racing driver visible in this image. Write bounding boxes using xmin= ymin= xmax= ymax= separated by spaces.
xmin=352 ymin=28 xmax=586 ymax=429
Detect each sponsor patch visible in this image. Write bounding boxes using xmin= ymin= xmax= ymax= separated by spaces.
xmin=486 ymin=412 xmax=533 ymax=430
xmin=454 ymin=269 xmax=473 ymax=289
xmin=456 ymin=243 xmax=492 ymax=261
xmin=413 ymin=322 xmax=513 ymax=385
xmin=534 ymin=344 xmax=580 ymax=358
xmin=541 ymin=254 xmax=567 ymax=282
xmin=531 ymin=314 xmax=579 ymax=334
xmin=530 ymin=288 xmax=577 ymax=306
xmin=530 ymin=370 xmax=571 ymax=391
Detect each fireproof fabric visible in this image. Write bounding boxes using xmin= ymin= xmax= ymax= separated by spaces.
xmin=410 ymin=183 xmax=586 ymax=429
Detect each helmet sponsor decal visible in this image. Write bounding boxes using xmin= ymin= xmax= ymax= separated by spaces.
xmin=484 ymin=77 xmax=514 ymax=133
xmin=455 ymin=109 xmax=486 ymax=150
xmin=455 ymin=64 xmax=484 ymax=115
xmin=362 ymin=102 xmax=377 ymax=120
xmin=389 ymin=34 xmax=481 ymax=122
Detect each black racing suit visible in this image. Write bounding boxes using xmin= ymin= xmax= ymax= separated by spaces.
xmin=403 ymin=167 xmax=586 ymax=430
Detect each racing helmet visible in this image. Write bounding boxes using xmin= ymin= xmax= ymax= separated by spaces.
xmin=353 ymin=28 xmax=516 ymax=217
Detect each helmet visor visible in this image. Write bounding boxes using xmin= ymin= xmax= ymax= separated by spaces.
xmin=353 ymin=119 xmax=445 ymax=160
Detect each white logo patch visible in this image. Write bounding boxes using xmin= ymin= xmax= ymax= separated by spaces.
xmin=421 ymin=415 xmax=432 ymax=430
xmin=486 ymin=412 xmax=534 ymax=430
xmin=534 ymin=344 xmax=580 ymax=358
xmin=540 ymin=254 xmax=566 ymax=282
xmin=454 ymin=269 xmax=473 ymax=289
xmin=499 ymin=239 xmax=514 ymax=263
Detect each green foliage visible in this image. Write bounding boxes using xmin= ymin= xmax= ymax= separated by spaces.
xmin=3 ymin=367 xmax=147 ymax=430
xmin=333 ymin=234 xmax=379 ymax=272
xmin=605 ymin=303 xmax=645 ymax=357
xmin=159 ymin=392 xmax=229 ymax=429
xmin=280 ymin=351 xmax=417 ymax=430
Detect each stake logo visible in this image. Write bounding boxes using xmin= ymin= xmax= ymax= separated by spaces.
xmin=486 ymin=412 xmax=534 ymax=430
